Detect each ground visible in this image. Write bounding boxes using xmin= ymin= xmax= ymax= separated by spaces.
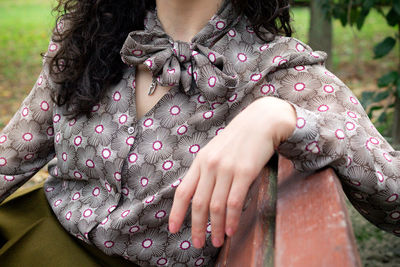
xmin=347 ymin=201 xmax=400 ymax=267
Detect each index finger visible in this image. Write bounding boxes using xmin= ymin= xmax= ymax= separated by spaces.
xmin=169 ymin=160 xmax=201 ymax=233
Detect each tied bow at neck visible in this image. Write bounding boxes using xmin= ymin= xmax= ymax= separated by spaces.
xmin=120 ymin=2 xmax=240 ymax=101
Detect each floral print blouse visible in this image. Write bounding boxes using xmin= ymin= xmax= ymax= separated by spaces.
xmin=1 ymin=2 xmax=399 ymax=266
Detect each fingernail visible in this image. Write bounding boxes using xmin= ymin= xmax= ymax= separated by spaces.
xmin=169 ymin=222 xmax=176 ymax=233
xmin=193 ymin=238 xmax=202 ymax=248
xmin=226 ymin=227 xmax=234 ymax=237
xmin=212 ymin=237 xmax=222 ymax=247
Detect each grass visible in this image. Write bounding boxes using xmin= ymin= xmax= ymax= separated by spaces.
xmin=0 ymin=0 xmax=54 ymax=128
xmin=0 ymin=0 xmax=53 ymax=82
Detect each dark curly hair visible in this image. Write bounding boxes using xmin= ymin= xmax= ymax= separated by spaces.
xmin=49 ymin=0 xmax=292 ymax=117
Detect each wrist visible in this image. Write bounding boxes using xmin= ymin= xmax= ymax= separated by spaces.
xmin=252 ymin=97 xmax=297 ymax=148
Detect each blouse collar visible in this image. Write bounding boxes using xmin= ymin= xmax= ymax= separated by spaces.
xmin=144 ymin=1 xmax=240 ymax=47
xmin=120 ymin=2 xmax=241 ymax=101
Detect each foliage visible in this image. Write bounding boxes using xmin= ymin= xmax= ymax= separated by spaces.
xmin=319 ymin=0 xmax=400 ymax=137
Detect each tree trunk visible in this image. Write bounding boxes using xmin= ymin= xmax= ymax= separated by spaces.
xmin=392 ymin=97 xmax=400 ymax=147
xmin=308 ymin=0 xmax=332 ymax=69
xmin=391 ymin=27 xmax=400 ymax=147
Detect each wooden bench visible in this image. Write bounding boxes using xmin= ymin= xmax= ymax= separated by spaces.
xmin=215 ymin=156 xmax=362 ymax=267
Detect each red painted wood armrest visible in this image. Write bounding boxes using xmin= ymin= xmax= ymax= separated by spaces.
xmin=215 ymin=156 xmax=362 ymax=267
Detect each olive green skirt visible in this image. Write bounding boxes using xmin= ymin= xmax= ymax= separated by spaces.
xmin=0 ymin=183 xmax=139 ymax=267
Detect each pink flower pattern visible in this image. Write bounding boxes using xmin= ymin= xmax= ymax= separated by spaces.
xmin=1 ymin=1 xmax=400 ymax=265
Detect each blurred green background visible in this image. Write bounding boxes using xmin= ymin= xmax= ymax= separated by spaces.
xmin=0 ymin=0 xmax=400 ymax=266
xmin=0 ymin=0 xmax=53 ymax=128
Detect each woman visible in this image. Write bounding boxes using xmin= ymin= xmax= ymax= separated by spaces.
xmin=0 ymin=0 xmax=398 ymax=266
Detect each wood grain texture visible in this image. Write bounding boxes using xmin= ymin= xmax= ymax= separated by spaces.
xmin=215 ymin=166 xmax=276 ymax=267
xmin=215 ymin=156 xmax=361 ymax=267
xmin=275 ymin=156 xmax=362 ymax=267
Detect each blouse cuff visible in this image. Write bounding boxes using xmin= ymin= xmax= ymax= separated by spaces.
xmin=277 ymin=102 xmax=323 ymax=171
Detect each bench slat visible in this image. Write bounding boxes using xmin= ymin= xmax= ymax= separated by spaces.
xmin=215 ymin=167 xmax=276 ymax=267
xmin=275 ymin=157 xmax=362 ymax=267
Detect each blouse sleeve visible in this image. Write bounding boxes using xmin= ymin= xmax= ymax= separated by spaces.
xmin=269 ymin=38 xmax=400 ymax=235
xmin=0 ymin=35 xmax=60 ymax=202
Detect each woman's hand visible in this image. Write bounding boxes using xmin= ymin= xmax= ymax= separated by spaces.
xmin=168 ymin=96 xmax=297 ymax=249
